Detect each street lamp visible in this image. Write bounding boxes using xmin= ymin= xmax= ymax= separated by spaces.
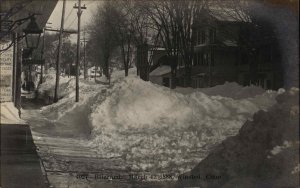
xmin=23 ymin=17 xmax=42 ymax=49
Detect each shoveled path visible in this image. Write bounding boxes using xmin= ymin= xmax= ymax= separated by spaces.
xmin=0 ymin=124 xmax=48 ymax=188
xmin=21 ymin=99 xmax=177 ymax=187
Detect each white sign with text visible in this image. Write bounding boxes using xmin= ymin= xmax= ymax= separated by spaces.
xmin=0 ymin=41 xmax=14 ymax=102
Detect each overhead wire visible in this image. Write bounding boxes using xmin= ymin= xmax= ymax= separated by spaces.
xmin=66 ymin=17 xmax=77 ymax=30
xmin=65 ymin=0 xmax=92 ymax=30
xmin=64 ymin=5 xmax=75 ymax=23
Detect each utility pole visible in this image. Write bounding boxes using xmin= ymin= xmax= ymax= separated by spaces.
xmin=74 ymin=0 xmax=86 ymax=102
xmin=40 ymin=23 xmax=52 ymax=83
xmin=54 ymin=0 xmax=66 ymax=102
xmin=40 ymin=28 xmax=45 ymax=84
xmin=94 ymin=66 xmax=97 ymax=82
xmin=81 ymin=30 xmax=87 ymax=79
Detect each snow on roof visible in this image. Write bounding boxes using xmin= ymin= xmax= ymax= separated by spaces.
xmin=88 ymin=66 xmax=99 ymax=71
xmin=149 ymin=65 xmax=171 ymax=76
xmin=208 ymin=7 xmax=251 ymax=22
xmin=223 ymin=40 xmax=238 ymax=47
xmin=48 ymin=67 xmax=56 ymax=74
xmin=149 ymin=47 xmax=166 ymax=51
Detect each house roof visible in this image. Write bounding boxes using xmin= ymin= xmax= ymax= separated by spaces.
xmin=149 ymin=65 xmax=171 ymax=76
xmin=195 ymin=7 xmax=251 ymax=25
xmin=209 ymin=7 xmax=251 ymax=22
xmin=223 ymin=40 xmax=238 ymax=47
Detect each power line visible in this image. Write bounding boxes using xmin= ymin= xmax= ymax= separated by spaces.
xmin=66 ymin=17 xmax=77 ymax=30
xmin=65 ymin=6 xmax=74 ymax=23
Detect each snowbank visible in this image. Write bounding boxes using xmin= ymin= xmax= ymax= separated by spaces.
xmin=37 ymin=73 xmax=73 ymax=100
xmin=38 ymin=68 xmax=280 ymax=175
xmin=177 ymin=88 xmax=299 ymax=187
xmin=38 ymin=68 xmax=137 ymax=121
xmin=97 ymin=68 xmax=137 ymax=83
xmin=88 ymin=75 xmax=278 ymax=174
xmin=0 ymin=102 xmax=26 ymax=124
xmin=175 ymin=82 xmax=266 ymax=99
xmin=40 ymin=78 xmax=105 ymax=123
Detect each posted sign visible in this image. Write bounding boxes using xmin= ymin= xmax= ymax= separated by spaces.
xmin=0 ymin=41 xmax=14 ymax=102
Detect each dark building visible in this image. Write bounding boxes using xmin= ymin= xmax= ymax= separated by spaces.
xmin=139 ymin=8 xmax=284 ymax=90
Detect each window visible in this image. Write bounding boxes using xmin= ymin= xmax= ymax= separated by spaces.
xmin=196 ymin=29 xmax=206 ymax=45
xmin=208 ymin=51 xmax=214 ymax=66
xmin=162 ymin=77 xmax=170 ymax=87
xmin=262 ymin=46 xmax=272 ymax=63
xmin=193 ymin=51 xmax=214 ymax=66
xmin=200 ymin=30 xmax=206 ymax=44
xmin=209 ymin=28 xmax=216 ymax=43
xmin=196 ymin=27 xmax=216 ymax=45
xmin=197 ymin=30 xmax=201 ymax=45
xmin=193 ymin=52 xmax=198 ymax=66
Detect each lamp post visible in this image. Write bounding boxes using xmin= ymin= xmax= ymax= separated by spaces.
xmin=40 ymin=23 xmax=52 ymax=84
xmin=40 ymin=28 xmax=45 ymax=84
xmin=21 ymin=16 xmax=43 ymax=92
xmin=23 ymin=17 xmax=43 ymax=49
xmin=7 ymin=14 xmax=43 ymax=112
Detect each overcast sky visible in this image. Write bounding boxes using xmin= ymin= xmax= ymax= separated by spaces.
xmin=47 ymin=0 xmax=101 ymax=35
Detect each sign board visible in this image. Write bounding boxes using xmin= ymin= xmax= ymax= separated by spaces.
xmin=23 ymin=59 xmax=45 ymax=65
xmin=0 ymin=41 xmax=14 ymax=102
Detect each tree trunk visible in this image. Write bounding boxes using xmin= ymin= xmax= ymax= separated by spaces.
xmin=103 ymin=60 xmax=109 ymax=79
xmin=170 ymin=68 xmax=176 ymax=89
xmin=184 ymin=65 xmax=192 ymax=87
xmin=170 ymin=55 xmax=177 ymax=89
xmin=137 ymin=66 xmax=140 ymax=76
xmin=125 ymin=66 xmax=129 ymax=76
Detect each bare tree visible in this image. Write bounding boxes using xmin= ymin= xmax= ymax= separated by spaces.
xmin=87 ymin=2 xmax=118 ymax=83
xmin=108 ymin=1 xmax=135 ymax=77
xmin=143 ymin=0 xmax=207 ymax=88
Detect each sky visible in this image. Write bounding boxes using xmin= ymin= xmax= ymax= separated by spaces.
xmin=47 ymin=0 xmax=102 ymax=41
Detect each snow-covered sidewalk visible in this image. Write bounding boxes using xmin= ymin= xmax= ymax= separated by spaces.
xmin=0 ymin=102 xmax=26 ymax=124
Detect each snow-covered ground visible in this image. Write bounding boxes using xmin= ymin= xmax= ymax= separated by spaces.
xmin=0 ymin=102 xmax=26 ymax=124
xmin=34 ymin=68 xmax=280 ymax=178
xmin=175 ymin=82 xmax=268 ymax=99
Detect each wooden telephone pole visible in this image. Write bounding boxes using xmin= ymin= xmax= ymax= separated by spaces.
xmin=81 ymin=30 xmax=87 ymax=79
xmin=74 ymin=0 xmax=86 ymax=102
xmin=40 ymin=27 xmax=46 ymax=84
xmin=54 ymin=0 xmax=66 ymax=102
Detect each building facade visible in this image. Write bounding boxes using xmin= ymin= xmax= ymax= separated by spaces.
xmin=142 ymin=9 xmax=284 ymax=90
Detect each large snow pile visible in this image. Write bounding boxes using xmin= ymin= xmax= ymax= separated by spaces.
xmin=175 ymin=82 xmax=266 ymax=99
xmin=88 ymin=75 xmax=279 ymax=174
xmin=0 ymin=102 xmax=26 ymax=124
xmin=40 ymin=78 xmax=105 ymax=123
xmin=37 ymin=72 xmax=73 ymax=100
xmin=38 ymin=68 xmax=280 ymax=176
xmin=38 ymin=69 xmax=137 ymax=123
xmin=97 ymin=67 xmax=137 ymax=83
xmin=178 ymin=88 xmax=299 ymax=187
